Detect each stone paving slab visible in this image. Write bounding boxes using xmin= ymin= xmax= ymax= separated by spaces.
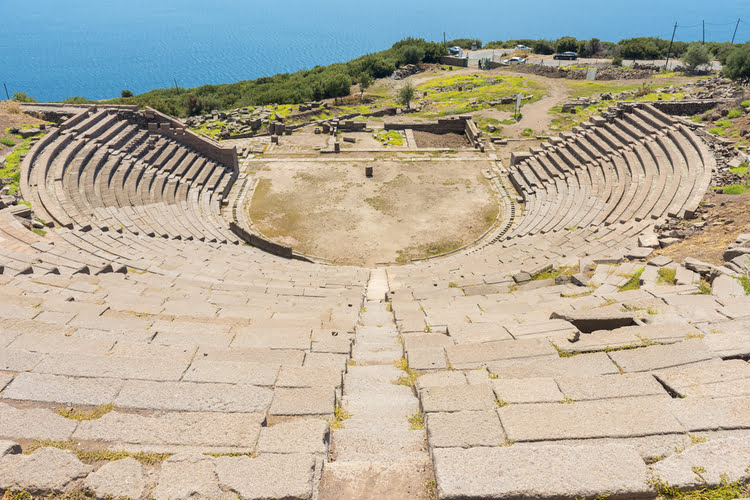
xmin=153 ymin=453 xmax=223 ymax=500
xmin=198 ymin=346 xmax=306 ymax=366
xmin=216 ymin=453 xmax=317 ymax=500
xmin=115 ymin=380 xmax=274 ymax=412
xmin=268 ymin=387 xmax=335 ymax=422
xmin=0 ymin=349 xmax=43 ymax=372
xmin=491 ymin=377 xmax=563 ymax=404
xmin=650 ymin=436 xmax=750 ymax=489
xmin=407 ymin=347 xmax=447 ymax=370
xmin=446 ymin=338 xmax=557 ymax=369
xmin=699 ymin=320 xmax=750 ymax=358
xmin=654 ymin=359 xmax=750 ymax=397
xmin=426 ymin=410 xmax=505 ymax=448
xmin=232 ymin=327 xmax=312 ymax=350
xmin=415 ymin=371 xmax=467 ymax=391
xmin=447 ymin=323 xmax=513 ymax=344
xmin=555 ymin=373 xmax=667 ymax=401
xmin=276 ymin=366 xmax=343 ymax=392
xmin=0 ymin=371 xmax=14 ymax=391
xmin=333 ymin=424 xmax=426 ymax=463
xmin=513 ymin=434 xmax=692 ymax=462
xmin=7 ymin=332 xmax=114 ymax=355
xmin=318 ymin=455 xmax=432 ymax=500
xmin=74 ymin=410 xmax=264 ymax=448
xmin=0 ymin=447 xmax=92 ymax=494
xmin=3 ymin=372 xmax=123 ymax=406
xmin=608 ymin=339 xmax=715 ymax=373
xmin=257 ymin=418 xmax=329 ymax=455
xmin=668 ymin=397 xmax=750 ymax=431
xmin=83 ymin=457 xmax=147 ymax=500
xmin=420 ymin=383 xmax=496 ymax=413
xmin=34 ymin=353 xmax=190 ymax=381
xmin=432 ymin=444 xmax=655 ymax=499
xmin=183 ymin=359 xmax=280 ymax=386
xmin=499 ymin=397 xmax=683 ymax=441
xmin=487 ymin=352 xmax=619 ymax=378
xmin=0 ymin=402 xmax=77 ymax=441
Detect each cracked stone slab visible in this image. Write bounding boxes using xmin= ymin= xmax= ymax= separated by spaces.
xmin=650 ymin=436 xmax=750 ymax=489
xmin=556 ymin=373 xmax=667 ymax=401
xmin=0 ymin=371 xmax=14 ymax=391
xmin=83 ymin=457 xmax=147 ymax=499
xmin=432 ymin=444 xmax=655 ymax=499
xmin=216 ymin=453 xmax=316 ymax=500
xmin=182 ymin=359 xmax=280 ymax=386
xmin=74 ymin=410 xmax=264 ymax=448
xmin=498 ymin=397 xmax=683 ymax=441
xmin=0 ymin=447 xmax=92 ymax=493
xmin=420 ymin=383 xmax=496 ymax=413
xmin=257 ymin=418 xmax=330 ymax=455
xmin=426 ymin=410 xmax=505 ymax=448
xmin=654 ymin=359 xmax=750 ymax=397
xmin=0 ymin=349 xmax=43 ymax=372
xmin=275 ymin=366 xmax=343 ymax=392
xmin=668 ymin=397 xmax=750 ymax=431
xmin=446 ymin=338 xmax=557 ymax=369
xmin=115 ymin=380 xmax=274 ymax=412
xmin=153 ymin=453 xmax=223 ymax=500
xmin=33 ymin=353 xmax=189 ymax=381
xmin=0 ymin=402 xmax=77 ymax=441
xmin=608 ymin=339 xmax=715 ymax=373
xmin=487 ymin=352 xmax=619 ymax=378
xmin=3 ymin=372 xmax=123 ymax=406
xmin=491 ymin=377 xmax=563 ymax=403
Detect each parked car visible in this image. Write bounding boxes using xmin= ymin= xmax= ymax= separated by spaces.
xmin=554 ymin=51 xmax=578 ymax=60
xmin=449 ymin=46 xmax=463 ymax=56
xmin=515 ymin=45 xmax=531 ymax=51
xmin=501 ymin=56 xmax=526 ymax=65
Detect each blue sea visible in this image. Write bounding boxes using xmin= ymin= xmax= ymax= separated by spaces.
xmin=1 ymin=0 xmax=748 ymax=102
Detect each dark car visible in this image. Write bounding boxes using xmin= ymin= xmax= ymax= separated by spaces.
xmin=554 ymin=51 xmax=578 ymax=60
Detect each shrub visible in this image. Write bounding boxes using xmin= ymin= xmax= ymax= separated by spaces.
xmin=0 ymin=137 xmax=15 ymax=147
xmin=402 ymin=45 xmax=425 ymax=65
xmin=724 ymin=43 xmax=750 ymax=81
xmin=532 ymin=40 xmax=555 ymax=55
xmin=121 ymin=89 xmax=134 ymax=98
xmin=612 ymin=55 xmax=623 ymax=66
xmin=11 ymin=92 xmax=36 ymax=103
xmin=396 ymin=81 xmax=416 ymax=109
xmin=722 ymin=184 xmax=749 ymax=195
xmin=556 ymin=36 xmax=578 ymax=54
xmin=742 ymin=100 xmax=750 ymax=108
xmin=682 ymin=43 xmax=711 ymax=71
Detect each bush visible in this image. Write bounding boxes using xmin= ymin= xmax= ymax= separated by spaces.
xmin=532 ymin=40 xmax=555 ymax=55
xmin=724 ymin=43 xmax=750 ymax=81
xmin=722 ymin=184 xmax=749 ymax=195
xmin=401 ymin=45 xmax=425 ymax=65
xmin=682 ymin=43 xmax=711 ymax=71
xmin=121 ymin=89 xmax=134 ymax=98
xmin=556 ymin=36 xmax=578 ymax=54
xmin=0 ymin=137 xmax=15 ymax=147
xmin=619 ymin=38 xmax=662 ymax=59
xmin=12 ymin=92 xmax=36 ymax=103
xmin=612 ymin=55 xmax=623 ymax=66
xmin=447 ymin=38 xmax=481 ymax=50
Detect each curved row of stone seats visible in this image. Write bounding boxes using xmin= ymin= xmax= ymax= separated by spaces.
xmin=507 ymin=104 xmax=714 ymax=240
xmin=20 ymin=108 xmax=241 ymax=244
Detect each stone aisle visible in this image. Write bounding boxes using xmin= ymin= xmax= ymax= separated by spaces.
xmin=318 ymin=269 xmax=434 ymax=500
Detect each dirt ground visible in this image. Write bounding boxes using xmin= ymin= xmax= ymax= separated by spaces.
xmin=412 ymin=131 xmax=469 ymax=149
xmin=655 ymin=191 xmax=750 ymax=266
xmin=0 ymin=104 xmax=43 ymax=155
xmin=246 ymin=158 xmax=498 ymax=266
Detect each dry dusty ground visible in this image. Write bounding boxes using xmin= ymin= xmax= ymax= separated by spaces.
xmin=655 ymin=191 xmax=750 ymax=266
xmin=246 ymin=158 xmax=498 ymax=266
xmin=0 ymin=104 xmax=43 ymax=155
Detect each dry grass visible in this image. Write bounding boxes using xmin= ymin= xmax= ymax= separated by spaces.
xmin=0 ymin=100 xmax=22 ymax=114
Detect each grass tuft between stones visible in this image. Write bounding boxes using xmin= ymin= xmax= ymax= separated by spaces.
xmin=3 ymin=490 xmax=98 ymax=500
xmin=56 ymin=403 xmax=114 ymax=421
xmin=327 ymin=403 xmax=351 ymax=430
xmin=24 ymin=440 xmax=171 ymax=465
xmin=408 ymin=411 xmax=425 ymax=430
xmin=648 ymin=473 xmax=748 ymax=499
xmin=618 ymin=267 xmax=644 ymax=291
xmin=393 ymin=358 xmax=420 ymax=387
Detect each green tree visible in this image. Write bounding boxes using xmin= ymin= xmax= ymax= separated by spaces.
xmin=724 ymin=43 xmax=750 ymax=82
xmin=324 ymin=73 xmax=352 ymax=100
xmin=358 ymin=73 xmax=373 ymax=101
xmin=12 ymin=92 xmax=36 ymax=103
xmin=682 ymin=43 xmax=711 ymax=71
xmin=396 ymin=81 xmax=416 ymax=109
xmin=532 ymin=40 xmax=555 ymax=55
xmin=402 ymin=45 xmax=425 ymax=65
xmin=556 ymin=36 xmax=578 ymax=54
xmin=121 ymin=89 xmax=134 ymax=98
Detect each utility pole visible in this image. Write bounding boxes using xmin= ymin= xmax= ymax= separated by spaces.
xmin=702 ymin=20 xmax=705 ymax=45
xmin=665 ymin=22 xmax=677 ymax=70
xmin=2 ymin=83 xmax=9 ymax=101
xmin=443 ymin=32 xmax=446 ymax=45
xmin=731 ymin=18 xmax=740 ymax=44
xmin=173 ymin=78 xmax=178 ymax=90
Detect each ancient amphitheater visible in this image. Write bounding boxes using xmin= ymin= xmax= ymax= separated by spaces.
xmin=0 ymin=99 xmax=748 ymax=499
